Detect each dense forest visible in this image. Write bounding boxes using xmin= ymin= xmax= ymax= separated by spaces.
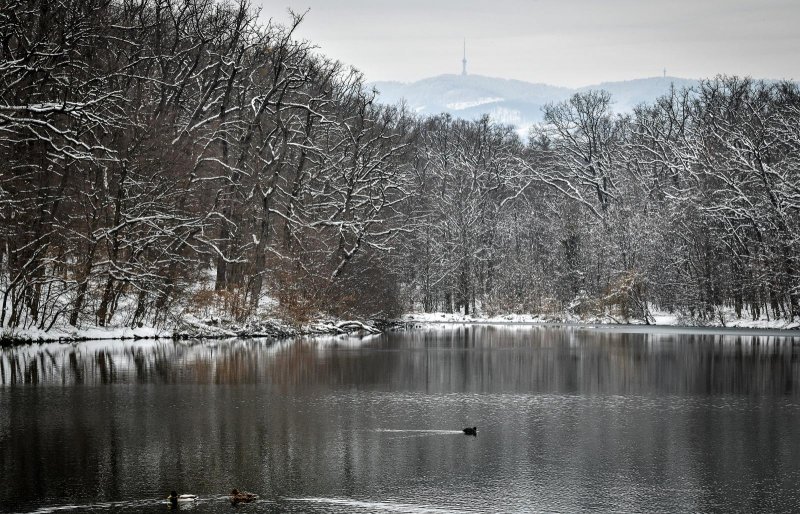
xmin=1 ymin=0 xmax=799 ymax=333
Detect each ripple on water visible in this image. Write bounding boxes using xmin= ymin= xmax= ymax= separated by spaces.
xmin=283 ymin=497 xmax=474 ymax=513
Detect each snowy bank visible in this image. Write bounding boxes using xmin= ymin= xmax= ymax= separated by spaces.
xmin=402 ymin=310 xmax=800 ymax=331
xmin=6 ymin=307 xmax=796 ymax=347
xmin=1 ymin=315 xmax=407 ymax=346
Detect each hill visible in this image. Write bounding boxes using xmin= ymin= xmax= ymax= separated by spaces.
xmin=370 ymin=74 xmax=700 ymax=131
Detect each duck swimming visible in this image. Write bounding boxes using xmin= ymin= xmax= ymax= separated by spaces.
xmin=230 ymin=488 xmax=258 ymax=504
xmin=167 ymin=491 xmax=198 ymax=507
xmin=463 ymin=426 xmax=477 ymax=436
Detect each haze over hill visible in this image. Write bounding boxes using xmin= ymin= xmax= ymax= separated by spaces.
xmin=370 ymin=74 xmax=700 ymax=132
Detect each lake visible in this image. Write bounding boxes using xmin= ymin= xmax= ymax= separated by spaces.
xmin=2 ymin=324 xmax=800 ymax=512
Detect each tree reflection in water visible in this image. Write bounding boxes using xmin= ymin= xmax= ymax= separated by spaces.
xmin=1 ymin=326 xmax=799 ymax=513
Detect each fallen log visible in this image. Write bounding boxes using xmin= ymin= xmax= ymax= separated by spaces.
xmin=335 ymin=321 xmax=381 ymax=334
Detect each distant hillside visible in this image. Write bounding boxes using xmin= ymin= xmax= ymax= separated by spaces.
xmin=369 ymin=74 xmax=700 ymax=131
xmin=577 ymin=77 xmax=700 ymax=112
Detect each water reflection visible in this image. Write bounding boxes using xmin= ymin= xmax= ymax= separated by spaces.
xmin=1 ymin=326 xmax=799 ymax=513
xmin=2 ymin=328 xmax=798 ymax=396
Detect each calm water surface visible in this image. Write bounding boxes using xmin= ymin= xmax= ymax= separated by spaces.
xmin=1 ymin=325 xmax=800 ymax=513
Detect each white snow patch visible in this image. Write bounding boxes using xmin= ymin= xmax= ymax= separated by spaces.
xmin=2 ymin=324 xmax=169 ymax=342
xmin=445 ymin=97 xmax=504 ymax=110
xmin=402 ymin=310 xmax=800 ymax=331
xmin=403 ymin=312 xmax=547 ymax=323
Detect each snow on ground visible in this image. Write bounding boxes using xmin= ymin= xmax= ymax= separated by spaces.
xmin=402 ymin=310 xmax=800 ymax=331
xmin=445 ymin=97 xmax=504 ymax=110
xmin=4 ymin=306 xmax=797 ymax=345
xmin=1 ymin=324 xmax=170 ymax=343
xmin=403 ymin=312 xmax=548 ymax=324
xmin=1 ymin=313 xmax=386 ymax=344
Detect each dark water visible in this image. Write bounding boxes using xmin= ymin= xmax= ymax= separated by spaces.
xmin=1 ymin=325 xmax=800 ymax=513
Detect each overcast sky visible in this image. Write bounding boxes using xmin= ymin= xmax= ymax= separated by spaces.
xmin=255 ymin=0 xmax=800 ymax=87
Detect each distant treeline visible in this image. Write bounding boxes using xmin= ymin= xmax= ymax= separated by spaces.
xmin=1 ymin=0 xmax=798 ymax=331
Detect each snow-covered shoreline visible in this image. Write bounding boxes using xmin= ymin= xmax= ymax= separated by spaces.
xmin=4 ymin=309 xmax=798 ymax=346
xmin=0 ymin=316 xmax=399 ymax=346
xmin=402 ymin=311 xmax=800 ymax=332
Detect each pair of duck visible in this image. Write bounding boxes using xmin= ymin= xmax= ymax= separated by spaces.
xmin=167 ymin=489 xmax=257 ymax=507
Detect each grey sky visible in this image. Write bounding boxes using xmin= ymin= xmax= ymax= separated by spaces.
xmin=255 ymin=0 xmax=800 ymax=87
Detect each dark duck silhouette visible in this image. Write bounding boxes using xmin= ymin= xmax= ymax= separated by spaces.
xmin=230 ymin=488 xmax=258 ymax=504
xmin=463 ymin=426 xmax=477 ymax=436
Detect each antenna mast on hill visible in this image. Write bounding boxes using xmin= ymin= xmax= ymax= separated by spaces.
xmin=462 ymin=39 xmax=467 ymax=76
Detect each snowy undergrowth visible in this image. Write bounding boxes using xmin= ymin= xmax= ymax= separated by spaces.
xmin=0 ymin=315 xmax=391 ymax=344
xmin=0 ymin=267 xmax=396 ymax=344
xmin=1 ymin=306 xmax=391 ymax=345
